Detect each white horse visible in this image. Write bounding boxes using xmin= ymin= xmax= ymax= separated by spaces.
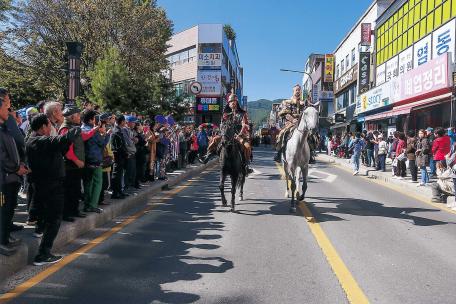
xmin=283 ymin=105 xmax=319 ymax=213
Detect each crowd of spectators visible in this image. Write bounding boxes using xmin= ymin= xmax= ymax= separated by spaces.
xmin=0 ymin=89 xmax=215 ymax=265
xmin=324 ymin=127 xmax=456 ymax=208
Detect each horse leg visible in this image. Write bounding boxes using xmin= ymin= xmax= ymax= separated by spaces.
xmin=219 ymin=173 xmax=227 ymax=207
xmin=239 ymin=173 xmax=245 ymax=201
xmin=230 ymin=174 xmax=237 ymax=212
xmin=298 ymin=166 xmax=308 ymax=201
xmin=290 ymin=174 xmax=297 ymax=213
xmin=284 ymin=165 xmax=290 ymax=198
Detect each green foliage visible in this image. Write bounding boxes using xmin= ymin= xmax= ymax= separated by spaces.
xmin=223 ymin=24 xmax=236 ymax=40
xmin=0 ymin=0 xmax=173 ymax=113
xmin=88 ymin=47 xmax=130 ymax=112
xmin=248 ymin=99 xmax=284 ymax=127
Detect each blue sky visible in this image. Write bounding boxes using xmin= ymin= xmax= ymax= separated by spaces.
xmin=158 ymin=0 xmax=373 ymax=101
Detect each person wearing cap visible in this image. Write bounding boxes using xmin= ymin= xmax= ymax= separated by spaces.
xmin=58 ymin=105 xmax=97 ymax=221
xmin=81 ymin=109 xmax=109 ymax=213
xmin=21 ymin=107 xmax=39 ymax=135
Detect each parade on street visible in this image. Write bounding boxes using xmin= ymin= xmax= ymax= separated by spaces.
xmin=3 ymin=0 xmax=456 ymax=303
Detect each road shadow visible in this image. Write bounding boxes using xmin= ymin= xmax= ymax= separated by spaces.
xmin=305 ymin=196 xmax=454 ymax=226
xmin=12 ymin=172 xmax=233 ymax=304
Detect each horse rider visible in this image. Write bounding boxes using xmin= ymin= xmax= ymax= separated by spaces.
xmin=273 ymin=84 xmax=306 ymax=162
xmin=201 ymin=93 xmax=253 ymax=174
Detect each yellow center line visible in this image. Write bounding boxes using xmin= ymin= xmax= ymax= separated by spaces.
xmin=0 ymin=165 xmax=217 ymax=303
xmin=329 ymin=161 xmax=456 ymax=216
xmin=275 ymin=163 xmax=369 ymax=304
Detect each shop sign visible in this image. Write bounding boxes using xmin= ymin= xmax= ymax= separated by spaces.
xmin=324 ymin=54 xmax=335 ymax=82
xmin=432 ymin=19 xmax=456 ymax=63
xmin=196 ymin=97 xmax=221 ymax=112
xmin=334 ymin=113 xmax=345 ymax=123
xmin=197 ymin=70 xmax=221 ymax=96
xmin=376 ymin=63 xmax=386 ymax=85
xmin=385 ymin=55 xmax=399 ymax=82
xmin=398 ymin=46 xmax=413 ymax=75
xmin=361 ymin=23 xmax=372 ymax=46
xmin=198 ymin=53 xmax=222 ymax=67
xmin=413 ymin=34 xmax=432 ymax=67
xmin=334 ymin=64 xmax=358 ymax=94
xmin=319 ymin=91 xmax=334 ymax=101
xmin=356 ymin=80 xmax=393 ymax=114
xmin=312 ymin=84 xmax=319 ymax=102
xmin=358 ymin=52 xmax=370 ymax=94
xmin=397 ymin=53 xmax=449 ymax=101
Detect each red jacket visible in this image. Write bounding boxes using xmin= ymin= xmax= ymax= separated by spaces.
xmin=395 ymin=139 xmax=406 ymax=156
xmin=432 ymin=135 xmax=451 ymax=161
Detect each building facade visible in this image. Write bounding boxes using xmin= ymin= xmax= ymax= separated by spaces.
xmin=331 ymin=0 xmax=392 ymax=135
xmin=166 ymin=24 xmax=244 ymax=125
xmin=356 ymin=0 xmax=456 ymax=133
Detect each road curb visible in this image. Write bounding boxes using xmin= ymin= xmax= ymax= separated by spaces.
xmin=0 ymin=159 xmax=218 ymax=284
xmin=317 ymin=154 xmax=434 ymax=200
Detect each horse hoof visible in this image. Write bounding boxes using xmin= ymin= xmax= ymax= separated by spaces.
xmin=298 ymin=195 xmax=304 ymax=201
xmin=240 ymin=196 xmax=244 ymax=201
xmin=289 ymin=207 xmax=297 ymax=213
xmin=222 ymin=201 xmax=228 ymax=207
xmin=230 ymin=207 xmax=235 ymax=212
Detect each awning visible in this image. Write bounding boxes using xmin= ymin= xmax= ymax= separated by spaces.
xmin=392 ymin=92 xmax=451 ymax=115
xmin=364 ymin=92 xmax=451 ymax=122
xmin=330 ymin=122 xmax=349 ymax=130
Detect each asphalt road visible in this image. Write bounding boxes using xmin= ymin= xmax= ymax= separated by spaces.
xmin=3 ymin=147 xmax=456 ymax=304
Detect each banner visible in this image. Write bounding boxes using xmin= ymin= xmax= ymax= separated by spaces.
xmin=385 ymin=55 xmax=399 ymax=82
xmin=196 ymin=97 xmax=221 ymax=112
xmin=358 ymin=52 xmax=370 ymax=94
xmin=398 ymin=46 xmax=413 ymax=75
xmin=198 ymin=53 xmax=222 ymax=67
xmin=432 ymin=18 xmax=456 ymax=63
xmin=324 ymin=54 xmax=334 ymax=82
xmin=413 ymin=34 xmax=432 ymax=67
xmin=397 ymin=53 xmax=449 ymax=102
xmin=197 ymin=70 xmax=221 ymax=96
xmin=361 ymin=23 xmax=372 ymax=46
xmin=376 ymin=63 xmax=386 ymax=85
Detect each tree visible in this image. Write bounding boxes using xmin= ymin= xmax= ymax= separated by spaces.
xmin=223 ymin=24 xmax=236 ymax=40
xmin=88 ymin=47 xmax=130 ymax=112
xmin=1 ymin=0 xmax=173 ymax=108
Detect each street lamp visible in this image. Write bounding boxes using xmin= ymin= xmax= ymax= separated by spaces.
xmin=280 ymin=68 xmax=315 ymax=103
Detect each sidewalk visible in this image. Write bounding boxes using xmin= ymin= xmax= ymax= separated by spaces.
xmin=0 ymin=159 xmax=217 ymax=284
xmin=317 ymin=153 xmax=436 ymax=201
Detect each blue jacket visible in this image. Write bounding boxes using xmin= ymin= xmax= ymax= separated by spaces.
xmin=349 ymin=138 xmax=365 ymax=155
xmin=197 ymin=130 xmax=208 ymax=147
xmin=81 ymin=124 xmax=109 ymax=166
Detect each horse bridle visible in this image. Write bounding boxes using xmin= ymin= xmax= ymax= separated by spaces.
xmin=294 ymin=105 xmax=319 ymax=135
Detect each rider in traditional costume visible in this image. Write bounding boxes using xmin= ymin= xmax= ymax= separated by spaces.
xmin=202 ymin=93 xmax=253 ymax=174
xmin=273 ymin=84 xmax=306 ymax=162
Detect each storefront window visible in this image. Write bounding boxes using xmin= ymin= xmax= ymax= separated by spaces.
xmin=336 ymin=90 xmax=350 ymax=110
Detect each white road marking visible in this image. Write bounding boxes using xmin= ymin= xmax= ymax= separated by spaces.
xmin=307 ymin=169 xmax=338 ymax=183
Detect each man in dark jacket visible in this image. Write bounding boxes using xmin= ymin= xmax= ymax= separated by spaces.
xmin=110 ymin=115 xmax=128 ymax=199
xmin=81 ymin=110 xmax=109 ymax=213
xmin=26 ymin=113 xmax=81 ymax=265
xmin=59 ymin=106 xmax=96 ymax=221
xmin=0 ymin=89 xmax=29 ymax=256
